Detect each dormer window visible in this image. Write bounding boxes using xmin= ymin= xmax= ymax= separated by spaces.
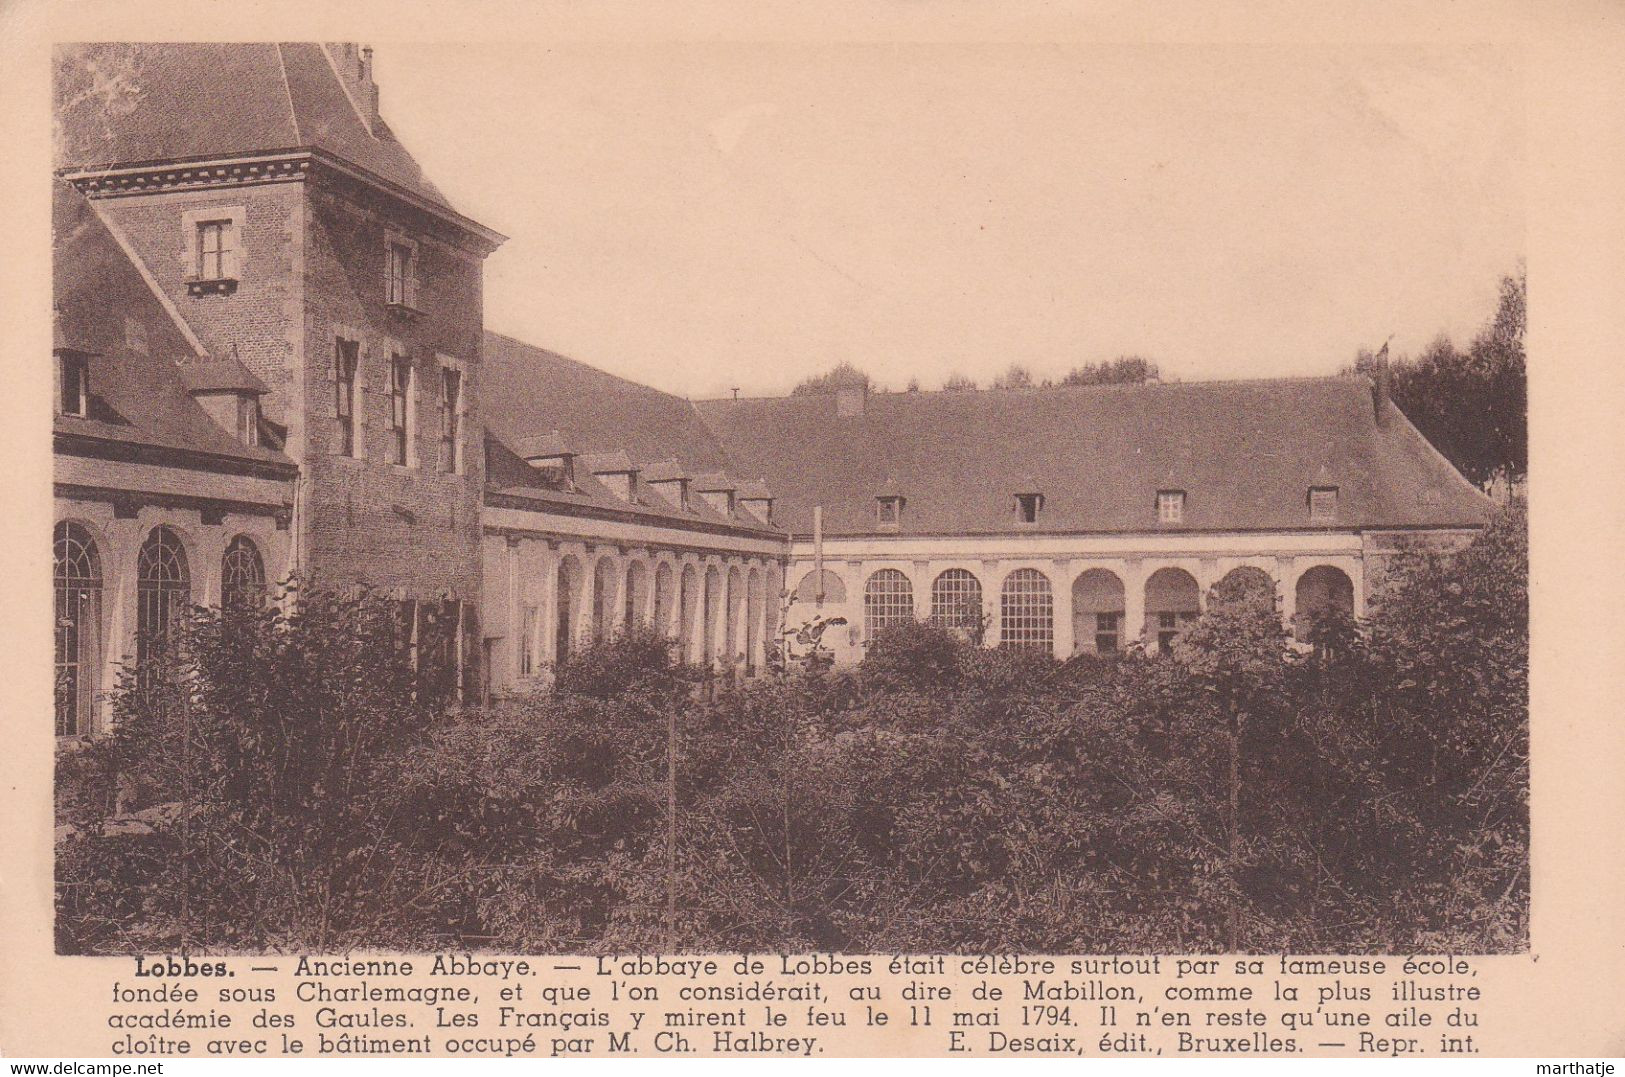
xmin=237 ymin=395 xmax=260 ymax=447
xmin=182 ymin=356 xmax=269 ymax=448
xmin=57 ymin=352 xmax=89 ymax=417
xmin=1157 ymin=490 xmax=1185 ymax=524
xmin=876 ymin=495 xmax=904 ymax=529
xmin=1309 ymin=486 xmax=1339 ymax=523
xmin=1015 ymin=492 xmax=1044 ymax=524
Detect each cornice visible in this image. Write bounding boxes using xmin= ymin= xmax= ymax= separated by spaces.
xmin=60 ymin=148 xmax=506 ymax=253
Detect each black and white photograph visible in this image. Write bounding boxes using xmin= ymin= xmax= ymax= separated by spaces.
xmin=46 ymin=36 xmax=1533 ymax=966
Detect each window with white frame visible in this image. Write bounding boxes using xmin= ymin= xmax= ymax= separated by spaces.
xmin=236 ymin=395 xmax=260 ymax=447
xmin=386 ymin=241 xmax=415 ymax=307
xmin=57 ymin=353 xmax=89 ymax=417
xmin=863 ymin=569 xmax=914 ymax=640
xmin=439 ymin=362 xmax=463 ymax=473
xmin=54 ymin=522 xmax=102 ymax=737
xmin=1016 ymin=493 xmax=1044 ymax=524
xmin=181 ymin=207 xmax=244 ymax=293
xmin=929 ymin=569 xmax=983 ymax=633
xmin=197 ymin=220 xmax=232 ymax=279
xmin=876 ymin=495 xmax=903 ymax=528
xmin=999 ymin=569 xmax=1054 ymax=651
xmin=335 ymin=337 xmax=361 ymax=457
xmin=1157 ymin=489 xmax=1185 ymax=523
xmin=388 ymin=353 xmax=413 ymax=466
xmin=221 ymin=536 xmax=266 ymax=609
xmin=1309 ymin=486 xmax=1339 ymax=523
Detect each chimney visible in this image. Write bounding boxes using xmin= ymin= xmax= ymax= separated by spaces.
xmin=360 ymin=46 xmax=380 ymax=124
xmin=1370 ymin=343 xmax=1392 ymax=426
xmin=327 ymin=43 xmax=381 ymax=128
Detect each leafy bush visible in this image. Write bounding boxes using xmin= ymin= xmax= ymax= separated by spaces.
xmin=58 ymin=507 xmax=1528 ymax=953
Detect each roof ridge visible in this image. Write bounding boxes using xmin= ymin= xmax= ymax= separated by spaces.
xmin=276 ymin=43 xmax=303 ymax=146
xmin=315 ymin=42 xmax=377 ymax=138
xmin=697 ymin=372 xmax=1364 ymax=406
xmin=83 ymin=195 xmax=210 ymax=360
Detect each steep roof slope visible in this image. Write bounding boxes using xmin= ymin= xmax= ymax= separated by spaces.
xmin=54 ymin=43 xmax=452 ymax=210
xmin=481 ymin=331 xmax=734 ymax=474
xmin=53 ymin=181 xmax=294 ymax=471
xmin=694 ymin=379 xmax=1492 ymax=537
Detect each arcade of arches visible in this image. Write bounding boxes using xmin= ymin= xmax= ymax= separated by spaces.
xmin=787 ymin=555 xmax=1361 ymax=663
xmin=483 ymin=526 xmax=786 ymax=695
xmin=52 ymin=509 xmax=290 ymax=737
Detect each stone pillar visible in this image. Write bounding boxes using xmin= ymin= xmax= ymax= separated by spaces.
xmin=1277 ymin=555 xmax=1297 ymax=629
xmin=1050 ymin=559 xmax=1074 ymax=659
xmin=911 ymin=559 xmax=932 ymax=621
xmin=194 ymin=524 xmax=227 ymax=608
xmin=1122 ymin=558 xmax=1146 ymax=645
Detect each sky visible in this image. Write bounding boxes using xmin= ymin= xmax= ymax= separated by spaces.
xmin=373 ymin=42 xmax=1524 ymax=400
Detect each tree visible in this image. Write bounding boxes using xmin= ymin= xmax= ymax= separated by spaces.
xmin=1060 ymin=355 xmax=1161 ymax=387
xmin=989 ymin=363 xmax=1035 ymax=390
xmin=940 ymin=373 xmax=978 ymax=392
xmin=791 ymin=362 xmax=871 ymax=396
xmin=1351 ymin=270 xmax=1526 ymax=488
xmin=1174 ymin=586 xmax=1294 ymax=951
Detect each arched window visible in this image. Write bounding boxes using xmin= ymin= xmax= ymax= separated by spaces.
xmin=137 ymin=526 xmax=190 ymax=668
xmin=654 ymin=562 xmax=675 ymax=638
xmin=54 ymin=523 xmax=102 ymax=737
xmin=555 ymin=556 xmax=580 ymax=659
xmin=1294 ymin=565 xmax=1355 ymax=643
xmin=864 ymin=569 xmax=914 ymax=640
xmin=794 ymin=568 xmax=846 ymax=605
xmin=221 ymin=535 xmax=266 ymax=609
xmin=1144 ymin=567 xmax=1200 ymax=655
xmin=930 ymin=569 xmax=983 ymax=633
xmin=1072 ymin=569 xmax=1125 ymax=654
xmin=999 ymin=569 xmax=1053 ymax=651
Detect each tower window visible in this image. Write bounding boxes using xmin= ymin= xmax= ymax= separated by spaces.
xmin=388 ymin=354 xmax=413 ymax=466
xmin=197 ymin=220 xmax=231 ymax=279
xmin=386 ymin=241 xmax=415 ymax=307
xmin=1157 ymin=490 xmax=1185 ymax=524
xmin=335 ymin=337 xmax=360 ymax=456
xmin=439 ymin=364 xmax=463 ymax=473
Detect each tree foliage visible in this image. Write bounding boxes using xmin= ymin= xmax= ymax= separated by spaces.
xmin=790 ymin=362 xmax=871 ymax=396
xmin=1352 ymin=270 xmax=1526 ymax=488
xmin=59 ymin=509 xmax=1527 ymax=953
xmin=1059 ymin=355 xmax=1160 ymax=387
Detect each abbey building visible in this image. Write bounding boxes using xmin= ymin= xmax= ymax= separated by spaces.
xmin=52 ymin=43 xmax=1491 ymax=734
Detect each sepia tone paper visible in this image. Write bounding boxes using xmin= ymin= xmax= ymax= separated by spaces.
xmin=3 ymin=0 xmax=1624 ymax=1060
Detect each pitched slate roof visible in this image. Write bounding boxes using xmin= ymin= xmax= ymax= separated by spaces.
xmin=481 ymin=331 xmax=734 ymax=474
xmin=54 ymin=43 xmax=455 ymax=213
xmin=180 ymin=356 xmax=269 ymax=395
xmin=694 ymin=378 xmax=1493 ymax=537
xmin=52 ymin=181 xmax=294 ymax=473
xmin=479 ymin=332 xmax=780 ymax=535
